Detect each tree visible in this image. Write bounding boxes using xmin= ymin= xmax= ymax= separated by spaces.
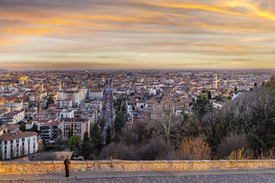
xmin=31 ymin=123 xmax=38 ymax=133
xmin=153 ymin=94 xmax=184 ymax=145
xmin=43 ymin=137 xmax=47 ymax=151
xmin=227 ymin=96 xmax=232 ymax=100
xmin=90 ymin=123 xmax=103 ymax=155
xmin=68 ymin=128 xmax=73 ymax=139
xmin=99 ymin=117 xmax=106 ymax=131
xmin=207 ymin=91 xmax=212 ymax=100
xmin=192 ymin=95 xmax=213 ymax=122
xmin=47 ymin=96 xmax=55 ymax=106
xmin=202 ymin=89 xmax=209 ymax=94
xmin=114 ymin=111 xmax=126 ymax=134
xmin=140 ymin=105 xmax=144 ymax=108
xmin=57 ymin=128 xmax=62 ymax=139
xmin=106 ymin=126 xmax=112 ymax=145
xmin=20 ymin=124 xmax=26 ymax=132
xmin=234 ymin=87 xmax=238 ymax=92
xmin=266 ymin=75 xmax=275 ymax=95
xmin=68 ymin=135 xmax=81 ymax=154
xmin=82 ymin=131 xmax=91 ymax=160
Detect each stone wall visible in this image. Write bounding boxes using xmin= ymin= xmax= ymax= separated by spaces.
xmin=0 ymin=160 xmax=275 ymax=174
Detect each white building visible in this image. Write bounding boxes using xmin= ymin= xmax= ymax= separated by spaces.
xmin=55 ymin=98 xmax=73 ymax=108
xmin=0 ymin=131 xmax=38 ymax=160
xmin=89 ymin=89 xmax=103 ymax=100
xmin=57 ymin=89 xmax=87 ymax=106
xmin=1 ymin=110 xmax=25 ymax=125
xmin=59 ymin=109 xmax=75 ymax=120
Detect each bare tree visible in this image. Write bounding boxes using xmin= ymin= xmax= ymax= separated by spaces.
xmin=153 ymin=93 xmax=184 ymax=145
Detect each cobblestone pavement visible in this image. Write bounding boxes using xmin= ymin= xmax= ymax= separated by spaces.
xmin=2 ymin=173 xmax=275 ymax=183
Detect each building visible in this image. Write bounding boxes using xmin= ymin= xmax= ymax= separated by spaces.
xmin=0 ymin=131 xmax=37 ymax=160
xmin=0 ymin=126 xmax=7 ymax=136
xmin=40 ymin=121 xmax=59 ymax=140
xmin=1 ymin=110 xmax=25 ymax=125
xmin=55 ymin=98 xmax=72 ymax=108
xmin=57 ymin=89 xmax=87 ymax=106
xmin=59 ymin=118 xmax=90 ymax=141
xmin=59 ymin=109 xmax=75 ymax=120
xmin=89 ymin=89 xmax=103 ymax=100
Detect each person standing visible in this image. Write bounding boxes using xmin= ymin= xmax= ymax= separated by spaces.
xmin=64 ymin=156 xmax=71 ymax=177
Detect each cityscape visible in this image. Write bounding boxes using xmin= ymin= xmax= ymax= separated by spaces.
xmin=0 ymin=69 xmax=274 ymax=161
xmin=1 ymin=0 xmax=275 ymax=182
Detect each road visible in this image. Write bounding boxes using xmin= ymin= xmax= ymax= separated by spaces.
xmin=104 ymin=78 xmax=113 ymax=132
xmin=2 ymin=169 xmax=275 ymax=182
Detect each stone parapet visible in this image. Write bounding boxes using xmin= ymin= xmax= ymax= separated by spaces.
xmin=0 ymin=160 xmax=275 ymax=174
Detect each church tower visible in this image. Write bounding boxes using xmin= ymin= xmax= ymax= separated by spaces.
xmin=214 ymin=73 xmax=217 ymax=89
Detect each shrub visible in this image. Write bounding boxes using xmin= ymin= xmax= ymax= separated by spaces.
xmin=246 ymin=133 xmax=267 ymax=152
xmin=177 ymin=137 xmax=211 ymax=160
xmin=217 ymin=133 xmax=250 ymax=159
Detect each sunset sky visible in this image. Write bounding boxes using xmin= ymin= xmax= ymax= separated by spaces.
xmin=0 ymin=0 xmax=275 ymax=70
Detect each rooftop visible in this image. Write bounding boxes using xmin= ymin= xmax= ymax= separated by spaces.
xmin=0 ymin=131 xmax=37 ymax=141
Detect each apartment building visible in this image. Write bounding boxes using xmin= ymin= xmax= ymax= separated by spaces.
xmin=59 ymin=118 xmax=90 ymax=141
xmin=55 ymin=98 xmax=72 ymax=108
xmin=0 ymin=131 xmax=37 ymax=160
xmin=57 ymin=89 xmax=87 ymax=106
xmin=1 ymin=110 xmax=25 ymax=125
xmin=89 ymin=89 xmax=103 ymax=100
xmin=40 ymin=121 xmax=59 ymax=140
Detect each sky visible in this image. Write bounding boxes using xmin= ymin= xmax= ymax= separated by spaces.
xmin=0 ymin=0 xmax=275 ymax=70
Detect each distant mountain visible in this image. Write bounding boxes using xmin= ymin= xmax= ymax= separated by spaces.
xmin=0 ymin=69 xmax=8 ymax=72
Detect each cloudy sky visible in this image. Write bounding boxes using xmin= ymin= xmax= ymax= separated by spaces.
xmin=0 ymin=0 xmax=275 ymax=70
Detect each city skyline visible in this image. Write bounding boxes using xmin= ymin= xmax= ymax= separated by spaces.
xmin=1 ymin=0 xmax=275 ymax=70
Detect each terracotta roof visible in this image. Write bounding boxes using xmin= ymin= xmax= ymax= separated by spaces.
xmin=91 ymin=89 xmax=103 ymax=92
xmin=41 ymin=121 xmax=59 ymax=126
xmin=26 ymin=120 xmax=32 ymax=124
xmin=0 ymin=131 xmax=37 ymax=141
xmin=0 ymin=126 xmax=7 ymax=131
xmin=60 ymin=118 xmax=89 ymax=122
xmin=7 ymin=125 xmax=20 ymax=131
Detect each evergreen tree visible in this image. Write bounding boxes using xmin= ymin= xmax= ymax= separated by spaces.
xmin=234 ymin=87 xmax=238 ymax=92
xmin=90 ymin=123 xmax=103 ymax=153
xmin=81 ymin=131 xmax=91 ymax=160
xmin=207 ymin=91 xmax=212 ymax=100
xmin=68 ymin=135 xmax=81 ymax=154
xmin=106 ymin=126 xmax=112 ymax=145
xmin=31 ymin=123 xmax=38 ymax=133
xmin=20 ymin=124 xmax=26 ymax=132
xmin=43 ymin=137 xmax=47 ymax=151
xmin=47 ymin=96 xmax=55 ymax=106
xmin=68 ymin=128 xmax=73 ymax=139
xmin=114 ymin=111 xmax=126 ymax=134
xmin=192 ymin=95 xmax=213 ymax=121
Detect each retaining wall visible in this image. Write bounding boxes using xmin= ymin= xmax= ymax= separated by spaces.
xmin=0 ymin=160 xmax=275 ymax=174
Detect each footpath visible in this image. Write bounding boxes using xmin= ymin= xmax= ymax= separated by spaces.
xmin=1 ymin=169 xmax=275 ymax=182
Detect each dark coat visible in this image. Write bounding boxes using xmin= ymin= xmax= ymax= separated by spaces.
xmin=64 ymin=159 xmax=71 ymax=170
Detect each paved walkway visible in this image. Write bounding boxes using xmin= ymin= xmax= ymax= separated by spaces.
xmin=1 ymin=169 xmax=275 ymax=182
